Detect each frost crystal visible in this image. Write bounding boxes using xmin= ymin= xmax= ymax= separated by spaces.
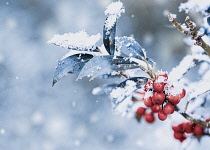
xmin=48 ymin=31 xmax=101 ymax=51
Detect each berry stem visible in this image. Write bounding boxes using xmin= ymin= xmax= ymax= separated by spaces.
xmin=168 ymin=13 xmax=210 ymax=57
xmin=175 ymin=105 xmax=210 ymax=128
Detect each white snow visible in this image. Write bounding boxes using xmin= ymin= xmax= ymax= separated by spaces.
xmin=48 ymin=30 xmax=101 ymax=51
xmin=189 ymin=81 xmax=210 ymax=100
xmin=170 ymin=13 xmax=177 ymax=19
xmin=104 ymin=1 xmax=125 ymax=31
xmin=104 ymin=1 xmax=125 ymax=17
xmin=179 ymin=0 xmax=210 ymax=14
xmin=169 ymin=54 xmax=210 ymax=82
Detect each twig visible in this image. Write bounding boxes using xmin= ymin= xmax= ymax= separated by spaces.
xmin=168 ymin=14 xmax=210 ymax=56
xmin=175 ymin=105 xmax=210 ymax=128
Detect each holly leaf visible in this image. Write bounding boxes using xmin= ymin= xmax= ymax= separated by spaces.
xmin=103 ymin=17 xmax=117 ymax=55
xmin=110 ymin=77 xmax=148 ymax=111
xmin=77 ymin=55 xmax=140 ymax=80
xmin=52 ymin=54 xmax=93 ymax=86
xmin=116 ymin=36 xmax=146 ymax=60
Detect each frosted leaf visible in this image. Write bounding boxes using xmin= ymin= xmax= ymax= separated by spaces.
xmin=48 ymin=31 xmax=101 ymax=51
xmin=179 ymin=0 xmax=210 ymax=14
xmin=92 ymin=84 xmax=118 ymax=95
xmin=104 ymin=1 xmax=125 ymax=18
xmin=52 ymin=54 xmax=93 ymax=86
xmin=116 ymin=36 xmax=146 ymax=60
xmin=77 ymin=55 xmax=141 ymax=80
xmin=110 ymin=77 xmax=148 ymax=112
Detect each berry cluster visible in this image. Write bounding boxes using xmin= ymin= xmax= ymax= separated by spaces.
xmin=172 ymin=122 xmax=205 ymax=142
xmin=135 ymin=71 xmax=186 ymax=123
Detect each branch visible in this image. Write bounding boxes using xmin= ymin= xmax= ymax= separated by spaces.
xmin=168 ymin=14 xmax=210 ymax=57
xmin=175 ymin=106 xmax=210 ymax=128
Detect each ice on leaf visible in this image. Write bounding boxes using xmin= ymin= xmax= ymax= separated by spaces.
xmin=48 ymin=31 xmax=101 ymax=51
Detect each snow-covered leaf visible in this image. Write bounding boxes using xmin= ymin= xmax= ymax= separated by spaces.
xmin=77 ymin=55 xmax=140 ymax=80
xmin=48 ymin=31 xmax=100 ymax=52
xmin=116 ymin=36 xmax=146 ymax=60
xmin=92 ymin=84 xmax=118 ymax=95
xmin=52 ymin=54 xmax=93 ymax=86
xmin=103 ymin=1 xmax=125 ymax=55
xmin=103 ymin=17 xmax=116 ymax=55
xmin=110 ymin=77 xmax=148 ymax=111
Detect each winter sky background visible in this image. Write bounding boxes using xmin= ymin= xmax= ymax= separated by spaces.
xmin=0 ymin=0 xmax=209 ymax=150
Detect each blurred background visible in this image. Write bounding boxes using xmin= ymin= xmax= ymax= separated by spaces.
xmin=0 ymin=0 xmax=208 ymax=150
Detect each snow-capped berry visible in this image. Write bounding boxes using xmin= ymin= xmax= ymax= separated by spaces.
xmin=163 ymin=103 xmax=175 ymax=114
xmin=144 ymin=113 xmax=155 ymax=123
xmin=143 ymin=97 xmax=154 ymax=107
xmin=193 ymin=124 xmax=204 ymax=135
xmin=152 ymin=92 xmax=165 ymax=105
xmin=179 ymin=89 xmax=186 ymax=99
xmin=172 ymin=124 xmax=184 ymax=133
xmin=168 ymin=94 xmax=180 ymax=105
xmin=153 ymin=82 xmax=165 ymax=92
xmin=182 ymin=122 xmax=194 ymax=133
xmin=150 ymin=105 xmax=161 ymax=113
xmin=136 ymin=107 xmax=146 ymax=116
xmin=158 ymin=110 xmax=168 ymax=121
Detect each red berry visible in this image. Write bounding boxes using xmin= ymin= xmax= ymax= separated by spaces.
xmin=144 ymin=113 xmax=155 ymax=123
xmin=158 ymin=110 xmax=168 ymax=121
xmin=163 ymin=103 xmax=175 ymax=114
xmin=179 ymin=136 xmax=187 ymax=143
xmin=193 ymin=124 xmax=204 ymax=135
xmin=179 ymin=89 xmax=186 ymax=99
xmin=182 ymin=122 xmax=194 ymax=133
xmin=151 ymin=105 xmax=161 ymax=113
xmin=136 ymin=107 xmax=146 ymax=116
xmin=152 ymin=92 xmax=165 ymax=105
xmin=168 ymin=94 xmax=180 ymax=105
xmin=174 ymin=132 xmax=184 ymax=140
xmin=153 ymin=82 xmax=165 ymax=92
xmin=172 ymin=124 xmax=184 ymax=133
xmin=143 ymin=97 xmax=154 ymax=107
